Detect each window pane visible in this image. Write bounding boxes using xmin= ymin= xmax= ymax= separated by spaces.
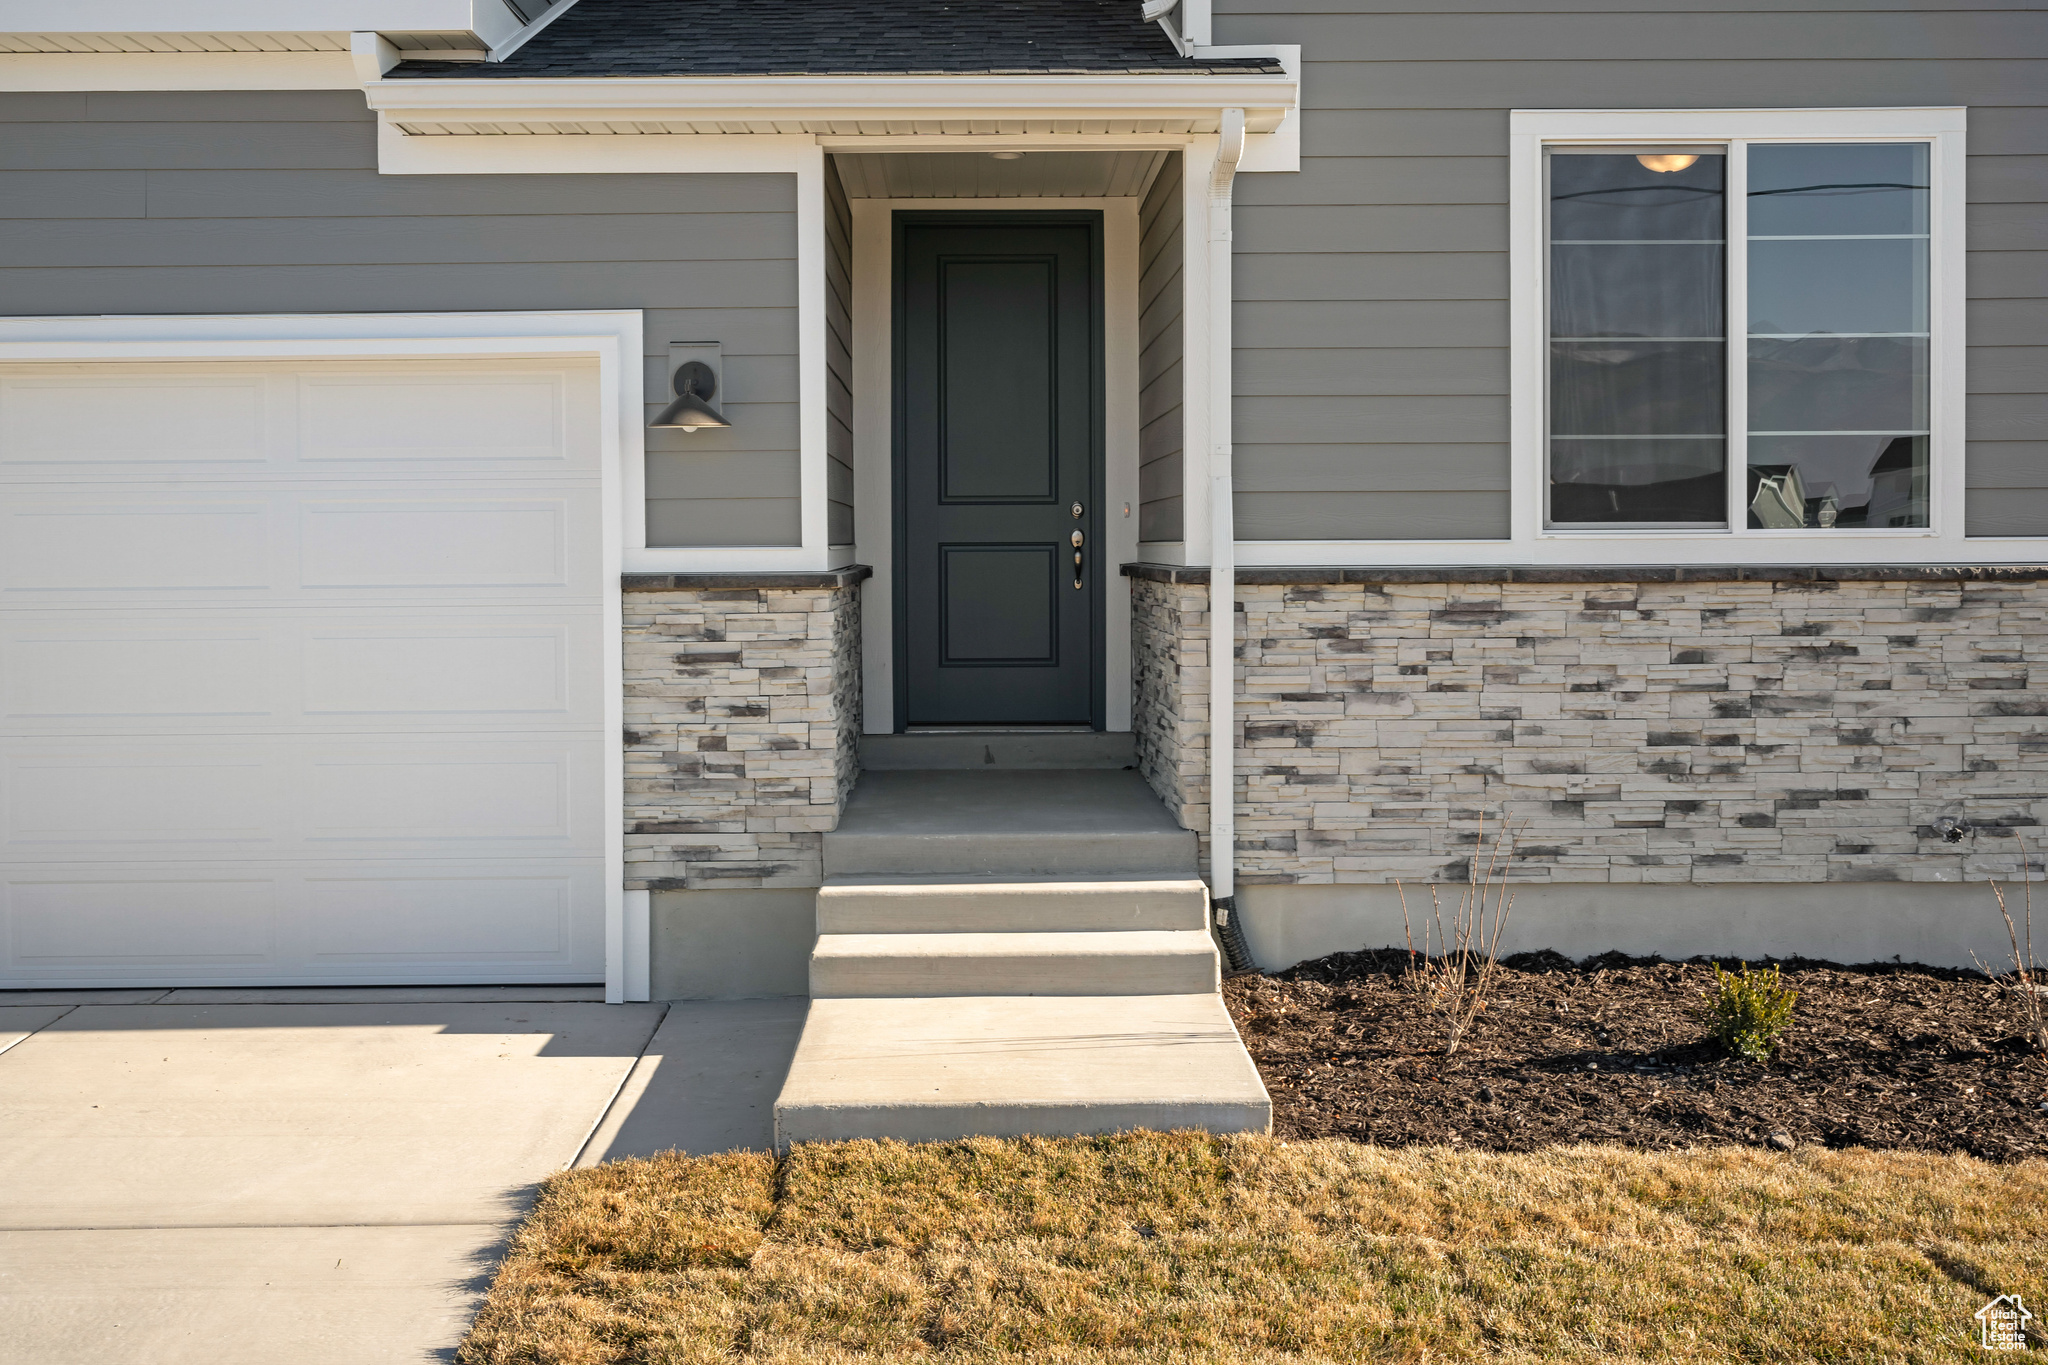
xmin=1747 ymin=436 xmax=1928 ymax=529
xmin=1748 ymin=336 xmax=1928 ymax=433
xmin=1748 ymin=238 xmax=1928 ymax=336
xmin=1552 ymin=439 xmax=1727 ymax=524
xmin=1548 ymin=150 xmax=1726 ymax=526
xmin=1747 ymin=143 xmax=1930 ymax=530
xmin=1748 ymin=143 xmax=1928 ymax=237
xmin=1552 ymin=341 xmax=1724 ymax=435
xmin=1551 ymin=244 xmax=1724 ymax=339
xmin=1549 ymin=150 xmax=1725 ymax=240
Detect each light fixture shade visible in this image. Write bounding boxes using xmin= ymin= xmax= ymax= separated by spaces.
xmin=649 ymin=359 xmax=732 ymax=430
xmin=1635 ymin=153 xmax=1701 ymax=174
xmin=650 ymin=391 xmax=731 ymax=430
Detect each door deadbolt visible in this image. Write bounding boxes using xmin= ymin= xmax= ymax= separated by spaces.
xmin=1071 ymin=502 xmax=1084 ymax=518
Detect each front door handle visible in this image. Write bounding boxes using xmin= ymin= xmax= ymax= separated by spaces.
xmin=1071 ymin=529 xmax=1083 ymax=589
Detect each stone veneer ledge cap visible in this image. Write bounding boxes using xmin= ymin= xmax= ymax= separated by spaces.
xmin=624 ymin=566 xmax=874 ymax=591
xmin=1119 ymin=563 xmax=2048 ymax=586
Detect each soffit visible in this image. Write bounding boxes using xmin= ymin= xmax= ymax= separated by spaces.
xmin=832 ymin=149 xmax=1168 ymax=198
xmin=0 ymin=32 xmax=352 ymax=53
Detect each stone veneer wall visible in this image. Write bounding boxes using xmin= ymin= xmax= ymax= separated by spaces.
xmin=1130 ymin=573 xmax=1215 ymax=875
xmin=1126 ymin=566 xmax=2048 ymax=888
xmin=623 ymin=569 xmax=865 ymax=891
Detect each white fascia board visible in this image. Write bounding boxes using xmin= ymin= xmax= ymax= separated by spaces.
xmin=363 ymin=71 xmax=1297 ymax=127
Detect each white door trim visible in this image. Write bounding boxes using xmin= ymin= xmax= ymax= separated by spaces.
xmin=0 ymin=309 xmax=643 ymax=1002
xmin=847 ymin=196 xmax=1142 ymax=735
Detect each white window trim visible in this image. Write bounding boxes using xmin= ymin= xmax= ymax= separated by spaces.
xmin=0 ymin=308 xmax=643 ymax=1003
xmin=1506 ymin=105 xmax=1971 ymax=564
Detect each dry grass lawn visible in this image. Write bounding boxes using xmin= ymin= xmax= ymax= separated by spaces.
xmin=459 ymin=1134 xmax=2045 ymax=1364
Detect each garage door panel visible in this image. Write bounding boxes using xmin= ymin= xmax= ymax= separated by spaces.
xmin=307 ymin=873 xmax=573 ymax=963
xmin=304 ymin=749 xmax=575 ymax=844
xmin=302 ymin=627 xmax=571 ymax=716
xmin=0 ymin=371 xmax=268 ymax=466
xmin=298 ymin=499 xmax=569 ymax=589
xmin=4 ymin=501 xmax=272 ymax=592
xmin=0 ymin=354 xmax=607 ymax=988
xmin=3 ymin=612 xmax=602 ymax=737
xmin=298 ymin=371 xmax=572 ymax=466
xmin=1 ymin=486 xmax=603 ymax=604
xmin=5 ymin=736 xmax=600 ymax=855
xmin=1 ymin=859 xmax=604 ymax=983
xmin=7 ymin=876 xmax=278 ymax=968
xmin=7 ymin=749 xmax=279 ymax=847
xmin=3 ymin=631 xmax=273 ymax=719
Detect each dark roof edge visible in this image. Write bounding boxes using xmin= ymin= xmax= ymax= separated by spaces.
xmin=1120 ymin=562 xmax=2048 ymax=587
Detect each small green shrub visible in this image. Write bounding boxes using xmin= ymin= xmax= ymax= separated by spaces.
xmin=1702 ymin=961 xmax=1798 ymax=1063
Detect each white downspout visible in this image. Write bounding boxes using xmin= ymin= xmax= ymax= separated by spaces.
xmin=1208 ymin=108 xmax=1244 ymax=920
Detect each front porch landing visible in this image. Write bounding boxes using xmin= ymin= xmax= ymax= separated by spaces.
xmin=772 ymin=754 xmax=1271 ymax=1145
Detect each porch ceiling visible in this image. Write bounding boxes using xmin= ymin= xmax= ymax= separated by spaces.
xmin=830 ymin=149 xmax=1170 ymax=198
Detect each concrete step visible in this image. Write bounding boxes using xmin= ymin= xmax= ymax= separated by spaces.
xmin=862 ymin=730 xmax=1136 ymax=771
xmin=826 ymin=770 xmax=1197 ymax=878
xmin=810 ymin=929 xmax=1219 ymax=998
xmin=818 ymin=875 xmax=1211 ymax=934
xmin=773 ymin=993 xmax=1272 ymax=1146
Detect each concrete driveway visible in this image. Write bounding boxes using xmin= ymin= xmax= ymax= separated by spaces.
xmin=0 ymin=988 xmax=806 ymax=1365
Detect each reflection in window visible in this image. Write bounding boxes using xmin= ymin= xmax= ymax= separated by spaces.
xmin=1547 ymin=151 xmax=1727 ymax=526
xmin=1747 ymin=143 xmax=1929 ymax=528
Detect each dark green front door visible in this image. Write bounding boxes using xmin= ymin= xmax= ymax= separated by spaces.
xmin=894 ymin=215 xmax=1103 ymax=728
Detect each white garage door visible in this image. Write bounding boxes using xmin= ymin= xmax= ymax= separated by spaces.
xmin=0 ymin=358 xmax=608 ymax=987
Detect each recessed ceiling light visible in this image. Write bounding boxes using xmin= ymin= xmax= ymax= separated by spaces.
xmin=990 ymin=150 xmax=1025 ymax=161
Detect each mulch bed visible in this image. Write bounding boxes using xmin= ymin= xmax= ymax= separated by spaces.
xmin=1222 ymin=950 xmax=2048 ymax=1162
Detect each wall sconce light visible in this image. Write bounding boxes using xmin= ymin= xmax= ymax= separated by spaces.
xmin=650 ymin=342 xmax=731 ymax=431
xmin=650 ymin=361 xmax=730 ymax=431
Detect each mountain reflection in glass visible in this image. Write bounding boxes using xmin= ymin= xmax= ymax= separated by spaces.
xmin=1747 ymin=143 xmax=1929 ymax=529
xmin=1548 ymin=151 xmax=1726 ymax=526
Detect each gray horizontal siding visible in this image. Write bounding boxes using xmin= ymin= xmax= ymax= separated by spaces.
xmin=1237 ymin=491 xmax=1510 ymax=539
xmin=824 ymin=155 xmax=855 ymax=547
xmin=0 ymin=91 xmax=801 ymax=550
xmin=1227 ymin=12 xmax=2048 ymax=60
xmin=1217 ymin=1 xmax=2048 ymax=540
xmin=1138 ymin=152 xmax=1185 ymax=544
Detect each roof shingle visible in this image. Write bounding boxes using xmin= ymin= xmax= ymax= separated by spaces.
xmin=389 ymin=0 xmax=1285 ymax=79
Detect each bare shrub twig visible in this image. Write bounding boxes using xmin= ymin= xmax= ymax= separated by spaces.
xmin=1975 ymin=831 xmax=2048 ymax=1062
xmin=1397 ymin=816 xmax=1518 ymax=1056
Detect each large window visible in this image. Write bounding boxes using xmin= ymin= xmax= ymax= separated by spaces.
xmin=1534 ymin=121 xmax=1946 ymax=537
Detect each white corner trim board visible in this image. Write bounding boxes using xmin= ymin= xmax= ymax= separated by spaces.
xmin=0 ymin=309 xmax=642 ymax=1001
xmin=1206 ymin=115 xmax=1242 ymax=908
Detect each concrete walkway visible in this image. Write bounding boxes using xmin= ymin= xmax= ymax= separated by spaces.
xmin=0 ymin=988 xmax=805 ymax=1365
